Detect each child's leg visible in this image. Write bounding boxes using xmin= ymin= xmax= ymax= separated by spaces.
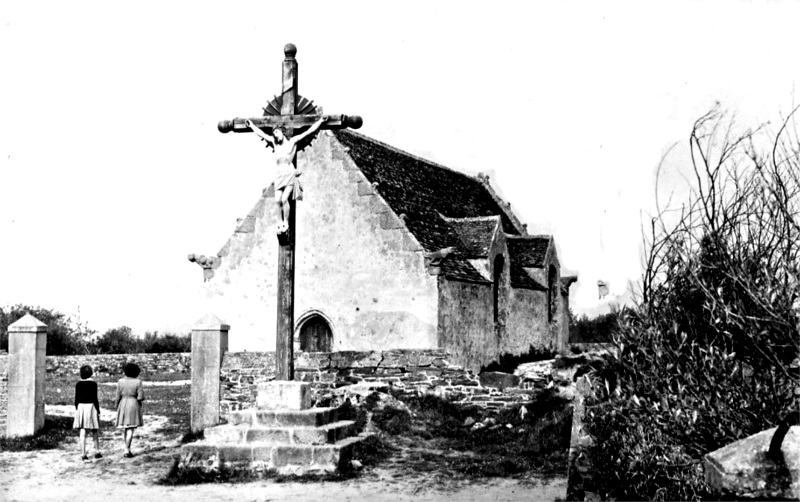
xmin=79 ymin=428 xmax=87 ymax=457
xmin=92 ymin=429 xmax=100 ymax=451
xmin=124 ymin=428 xmax=134 ymax=452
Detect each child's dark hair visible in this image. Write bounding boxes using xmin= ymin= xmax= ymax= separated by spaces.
xmin=123 ymin=362 xmax=141 ymax=378
xmin=79 ymin=365 xmax=93 ymax=380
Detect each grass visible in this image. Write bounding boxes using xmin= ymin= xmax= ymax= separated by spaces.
xmin=372 ymin=388 xmax=573 ymax=480
xmin=45 ymin=373 xmax=191 ymax=435
xmin=1 ymin=372 xmax=194 ymax=453
xmin=0 ymin=415 xmax=77 ymax=451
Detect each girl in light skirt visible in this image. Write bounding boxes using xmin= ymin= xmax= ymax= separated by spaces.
xmin=73 ymin=365 xmax=102 ymax=461
xmin=116 ymin=362 xmax=144 ymax=458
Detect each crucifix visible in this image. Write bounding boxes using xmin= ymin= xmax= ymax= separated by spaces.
xmin=217 ymin=43 xmax=362 ymax=380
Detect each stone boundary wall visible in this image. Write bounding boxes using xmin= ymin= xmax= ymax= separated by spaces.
xmin=45 ymin=353 xmax=191 ymax=379
xmin=0 ymin=353 xmax=188 ymax=436
xmin=221 ymin=349 xmax=539 ymax=418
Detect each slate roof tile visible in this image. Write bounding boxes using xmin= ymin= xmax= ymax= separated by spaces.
xmin=444 ymin=216 xmax=499 ymax=258
xmin=334 ymin=130 xmax=545 ymax=287
xmin=507 ymin=236 xmax=551 ymax=268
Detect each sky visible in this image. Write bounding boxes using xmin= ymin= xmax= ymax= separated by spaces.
xmin=2 ymin=0 xmax=800 ymax=334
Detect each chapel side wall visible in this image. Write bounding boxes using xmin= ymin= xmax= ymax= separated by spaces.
xmin=437 ymin=278 xmax=497 ymax=372
xmin=559 ymin=289 xmax=572 ymax=351
xmin=202 ymin=132 xmax=439 ymax=352
xmin=504 ymin=288 xmax=552 ymax=355
xmin=546 ymin=249 xmax=569 ymax=354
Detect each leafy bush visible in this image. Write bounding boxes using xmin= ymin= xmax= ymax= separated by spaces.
xmin=582 ymin=105 xmax=800 ymax=500
xmin=141 ymin=331 xmax=191 ymax=353
xmin=569 ymin=311 xmax=618 ymax=344
xmin=92 ymin=327 xmax=190 ymax=354
xmin=92 ymin=326 xmax=138 ymax=354
xmin=0 ymin=304 xmax=93 ymax=355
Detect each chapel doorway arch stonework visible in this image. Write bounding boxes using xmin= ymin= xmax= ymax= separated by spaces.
xmin=295 ymin=311 xmax=333 ymax=352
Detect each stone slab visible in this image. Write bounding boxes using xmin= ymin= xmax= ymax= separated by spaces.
xmin=704 ymin=425 xmax=800 ymax=500
xmin=256 ymin=381 xmax=312 ymax=410
xmin=229 ymin=406 xmax=338 ymax=427
xmin=204 ymin=420 xmax=356 ymax=446
xmin=179 ymin=433 xmax=371 ymax=476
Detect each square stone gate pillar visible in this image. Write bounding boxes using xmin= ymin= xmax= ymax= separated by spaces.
xmin=191 ymin=314 xmax=229 ymax=433
xmin=6 ymin=314 xmax=47 ymax=438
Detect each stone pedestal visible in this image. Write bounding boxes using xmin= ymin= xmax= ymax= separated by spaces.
xmin=181 ymin=379 xmax=369 ymax=475
xmin=6 ymin=314 xmax=47 ymax=438
xmin=256 ymin=381 xmax=311 ymax=410
xmin=191 ymin=314 xmax=229 ymax=433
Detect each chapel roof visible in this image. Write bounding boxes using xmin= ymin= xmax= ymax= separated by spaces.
xmin=507 ymin=235 xmax=551 ymax=268
xmin=333 ymin=130 xmax=549 ymax=288
xmin=444 ymin=215 xmax=500 ymax=258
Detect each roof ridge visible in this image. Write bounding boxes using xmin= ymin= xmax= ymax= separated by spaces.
xmin=336 ymin=129 xmax=486 ymax=185
xmin=477 ymin=179 xmax=527 ymax=235
xmin=440 ymin=214 xmax=502 ymax=222
xmin=506 ymin=234 xmax=552 ymax=240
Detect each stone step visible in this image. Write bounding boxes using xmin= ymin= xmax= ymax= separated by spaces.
xmin=180 ymin=433 xmax=371 ymax=475
xmin=228 ymin=406 xmax=339 ymax=427
xmin=204 ymin=420 xmax=358 ymax=445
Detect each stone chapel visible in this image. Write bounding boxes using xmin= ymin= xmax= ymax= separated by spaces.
xmin=190 ymin=128 xmax=577 ymax=371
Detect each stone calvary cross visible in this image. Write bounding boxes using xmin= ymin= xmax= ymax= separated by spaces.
xmin=217 ymin=43 xmax=362 ymax=380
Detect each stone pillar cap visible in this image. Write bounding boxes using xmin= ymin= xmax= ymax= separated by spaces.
xmin=8 ymin=314 xmax=48 ymax=332
xmin=193 ymin=313 xmax=230 ymax=331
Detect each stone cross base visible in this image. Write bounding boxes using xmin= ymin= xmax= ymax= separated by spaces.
xmin=180 ymin=381 xmax=370 ymax=476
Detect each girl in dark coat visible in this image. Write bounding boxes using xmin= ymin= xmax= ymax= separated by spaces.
xmin=73 ymin=365 xmax=102 ymax=461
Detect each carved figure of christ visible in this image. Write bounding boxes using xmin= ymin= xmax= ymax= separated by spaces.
xmin=244 ymin=116 xmax=326 ymax=234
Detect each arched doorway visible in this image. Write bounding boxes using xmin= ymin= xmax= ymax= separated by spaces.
xmin=298 ymin=314 xmax=333 ymax=352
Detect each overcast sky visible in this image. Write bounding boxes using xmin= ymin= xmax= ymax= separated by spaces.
xmin=2 ymin=1 xmax=799 ymax=334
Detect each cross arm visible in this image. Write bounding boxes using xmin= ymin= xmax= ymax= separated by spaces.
xmin=218 ymin=114 xmax=362 ymax=134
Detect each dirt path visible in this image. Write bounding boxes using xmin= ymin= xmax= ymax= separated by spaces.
xmin=0 ymin=406 xmax=566 ymax=502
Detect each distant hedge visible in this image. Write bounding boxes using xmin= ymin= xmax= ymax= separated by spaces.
xmin=1 ymin=304 xmax=190 ymax=355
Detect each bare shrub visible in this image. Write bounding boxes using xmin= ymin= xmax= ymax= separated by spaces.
xmin=583 ymin=104 xmax=800 ymax=501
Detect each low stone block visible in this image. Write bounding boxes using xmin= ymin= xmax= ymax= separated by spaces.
xmin=246 ymin=428 xmax=291 ymax=444
xmin=256 ymin=381 xmax=312 ymax=410
xmin=292 ymin=420 xmax=356 ymax=445
xmin=479 ymin=371 xmax=521 ymax=390
xmin=292 ymin=427 xmax=331 ymax=445
xmin=704 ymin=426 xmax=799 ymax=500
xmin=228 ymin=410 xmax=255 ymax=425
xmin=251 ymin=444 xmax=276 ymax=465
xmin=254 ymin=407 xmax=336 ymax=427
xmin=204 ymin=425 xmax=247 ymax=443
xmin=272 ymin=445 xmax=314 ymax=467
xmin=218 ymin=445 xmax=254 ymax=465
